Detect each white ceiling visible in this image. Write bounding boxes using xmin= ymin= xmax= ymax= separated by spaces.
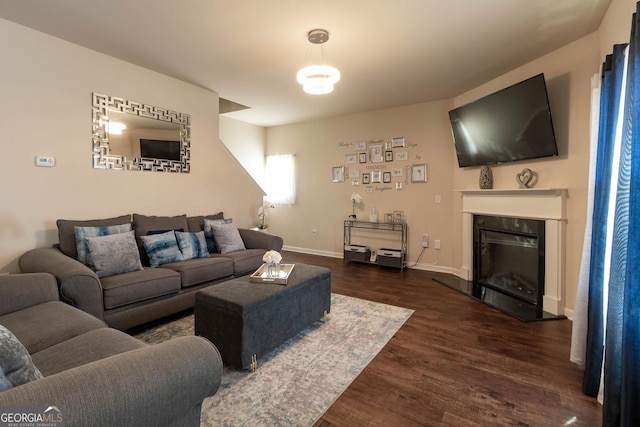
xmin=0 ymin=0 xmax=611 ymax=127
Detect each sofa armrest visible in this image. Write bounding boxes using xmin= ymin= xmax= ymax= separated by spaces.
xmin=19 ymin=247 xmax=105 ymax=320
xmin=0 ymin=273 xmax=59 ymax=316
xmin=239 ymin=228 xmax=283 ymax=251
xmin=0 ymin=336 xmax=222 ymax=427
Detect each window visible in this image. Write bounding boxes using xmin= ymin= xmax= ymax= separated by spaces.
xmin=265 ymin=154 xmax=295 ymax=204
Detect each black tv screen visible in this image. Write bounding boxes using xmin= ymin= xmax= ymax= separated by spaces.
xmin=140 ymin=139 xmax=181 ymax=161
xmin=448 ymin=74 xmax=558 ymax=168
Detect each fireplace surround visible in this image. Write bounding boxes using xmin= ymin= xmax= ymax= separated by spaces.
xmin=436 ymin=188 xmax=567 ymax=321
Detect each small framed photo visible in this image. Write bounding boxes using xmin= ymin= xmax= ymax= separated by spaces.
xmin=356 ymin=141 xmax=367 ymax=151
xmin=396 ymin=151 xmax=409 ymax=161
xmin=411 ymin=164 xmax=427 ymax=183
xmin=348 ymin=169 xmax=359 ymax=179
xmin=391 ymin=137 xmax=405 ymax=148
xmin=369 ymin=145 xmax=384 ymax=163
xmin=332 ymin=166 xmax=345 ymax=182
xmin=359 ymin=153 xmax=367 ymax=164
xmin=371 ymin=170 xmax=381 ymax=183
xmin=346 ymin=154 xmax=357 ymax=164
xmin=385 ymin=150 xmax=393 ymax=162
xmin=384 ymin=213 xmax=393 ymax=223
xmin=392 ymin=167 xmax=403 ymax=177
xmin=383 ymin=171 xmax=392 ymax=183
xmin=362 ymin=173 xmax=371 ymax=184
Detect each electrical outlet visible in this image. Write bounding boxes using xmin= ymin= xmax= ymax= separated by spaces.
xmin=434 ymin=240 xmax=441 ymax=250
xmin=421 ymin=234 xmax=429 ymax=248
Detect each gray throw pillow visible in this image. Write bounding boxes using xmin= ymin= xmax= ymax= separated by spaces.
xmin=175 ymin=231 xmax=210 ymax=260
xmin=211 ymin=222 xmax=246 ymax=254
xmin=86 ymin=231 xmax=144 ymax=278
xmin=74 ymin=223 xmax=132 ymax=267
xmin=140 ymin=230 xmax=184 ymax=267
xmin=203 ymin=218 xmax=232 ymax=253
xmin=0 ymin=324 xmax=44 ymax=392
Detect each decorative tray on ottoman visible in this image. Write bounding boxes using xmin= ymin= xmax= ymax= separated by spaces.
xmin=249 ymin=263 xmax=295 ymax=285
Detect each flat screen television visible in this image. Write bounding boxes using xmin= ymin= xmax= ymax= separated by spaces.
xmin=448 ymin=73 xmax=558 ymax=168
xmin=139 ymin=139 xmax=181 ymax=161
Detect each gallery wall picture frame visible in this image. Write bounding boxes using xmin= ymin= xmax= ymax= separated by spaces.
xmin=383 ymin=171 xmax=392 ymax=183
xmin=346 ymin=154 xmax=357 ymax=164
xmin=356 ymin=141 xmax=367 ymax=151
xmin=391 ymin=137 xmax=405 ymax=148
xmin=371 ymin=170 xmax=381 ymax=183
xmin=362 ymin=173 xmax=371 ymax=184
xmin=332 ymin=166 xmax=345 ymax=182
xmin=369 ymin=145 xmax=384 ymax=163
xmin=411 ymin=164 xmax=428 ymax=183
xmin=396 ymin=152 xmax=409 ymax=161
xmin=359 ymin=153 xmax=367 ymax=163
xmin=385 ymin=150 xmax=393 ymax=162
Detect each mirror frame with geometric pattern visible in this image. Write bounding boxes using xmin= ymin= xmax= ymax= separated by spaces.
xmin=91 ymin=93 xmax=191 ymax=172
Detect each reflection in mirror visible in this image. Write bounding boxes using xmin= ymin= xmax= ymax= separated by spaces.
xmin=92 ymin=93 xmax=190 ymax=172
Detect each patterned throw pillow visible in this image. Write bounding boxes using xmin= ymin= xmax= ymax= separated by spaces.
xmin=211 ymin=222 xmax=246 ymax=254
xmin=85 ymin=231 xmax=144 ymax=278
xmin=203 ymin=218 xmax=232 ymax=253
xmin=0 ymin=325 xmax=44 ymax=392
xmin=140 ymin=230 xmax=184 ymax=267
xmin=74 ymin=224 xmax=132 ymax=267
xmin=175 ymin=231 xmax=210 ymax=260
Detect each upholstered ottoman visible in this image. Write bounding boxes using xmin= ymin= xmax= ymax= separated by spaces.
xmin=194 ymin=263 xmax=331 ymax=370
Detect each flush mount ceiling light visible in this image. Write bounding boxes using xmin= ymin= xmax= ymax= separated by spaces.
xmin=297 ymin=29 xmax=340 ymax=95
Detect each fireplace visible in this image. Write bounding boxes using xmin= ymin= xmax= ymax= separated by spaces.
xmin=434 ymin=188 xmax=567 ymax=321
xmin=474 ymin=215 xmax=545 ymax=307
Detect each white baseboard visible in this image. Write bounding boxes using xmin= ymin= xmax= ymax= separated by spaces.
xmin=282 ymin=246 xmax=342 ymax=259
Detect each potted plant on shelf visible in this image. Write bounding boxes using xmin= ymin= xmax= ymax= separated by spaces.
xmin=257 ymin=202 xmax=274 ymax=231
xmin=350 ymin=192 xmax=363 ymax=219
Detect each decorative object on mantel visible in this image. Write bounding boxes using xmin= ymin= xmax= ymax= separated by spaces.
xmin=349 ymin=192 xmax=363 ymax=219
xmin=516 ymin=168 xmax=538 ymax=188
xmin=479 ymin=165 xmax=493 ymax=189
xmin=257 ymin=202 xmax=274 ymax=230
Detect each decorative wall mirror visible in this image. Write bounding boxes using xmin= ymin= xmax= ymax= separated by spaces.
xmin=92 ymin=93 xmax=190 ymax=172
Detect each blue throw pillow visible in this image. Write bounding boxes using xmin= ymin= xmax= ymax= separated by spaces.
xmin=140 ymin=230 xmax=184 ymax=267
xmin=203 ymin=218 xmax=232 ymax=253
xmin=175 ymin=231 xmax=209 ymax=260
xmin=74 ymin=224 xmax=132 ymax=267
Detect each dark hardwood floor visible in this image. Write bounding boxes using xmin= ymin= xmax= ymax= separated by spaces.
xmin=278 ymin=251 xmax=601 ymax=427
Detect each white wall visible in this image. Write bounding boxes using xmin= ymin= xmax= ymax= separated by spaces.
xmin=0 ymin=18 xmax=265 ymax=272
xmin=266 ymin=100 xmax=456 ymax=274
xmin=219 ymin=115 xmax=267 ymax=190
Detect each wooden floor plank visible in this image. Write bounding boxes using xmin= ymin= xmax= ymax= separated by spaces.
xmin=277 ymin=251 xmax=601 ymax=427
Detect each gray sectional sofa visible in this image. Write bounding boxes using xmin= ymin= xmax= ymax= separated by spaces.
xmin=0 ymin=272 xmax=222 ymax=426
xmin=19 ymin=213 xmax=283 ymax=330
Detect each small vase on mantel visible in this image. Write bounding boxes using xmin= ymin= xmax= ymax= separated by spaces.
xmin=479 ymin=165 xmax=493 ymax=189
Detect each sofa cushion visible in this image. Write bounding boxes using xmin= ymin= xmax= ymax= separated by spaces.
xmin=86 ymin=231 xmax=144 ymax=278
xmin=175 ymin=231 xmax=209 ymax=260
xmin=100 ymin=268 xmax=181 ymax=310
xmin=57 ymin=215 xmax=132 ymax=259
xmin=0 ymin=301 xmax=107 ymax=354
xmin=203 ymin=218 xmax=232 ymax=253
xmin=140 ymin=231 xmax=184 ymax=268
xmin=161 ymin=257 xmax=234 ymax=288
xmin=0 ymin=324 xmax=43 ymax=391
xmin=186 ymin=212 xmax=224 ymax=233
xmin=212 ymin=249 xmax=266 ymax=276
xmin=31 ymin=328 xmax=147 ymax=377
xmin=211 ymin=222 xmax=246 ymax=254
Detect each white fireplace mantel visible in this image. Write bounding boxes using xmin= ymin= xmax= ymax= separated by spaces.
xmin=457 ymin=188 xmax=567 ymax=315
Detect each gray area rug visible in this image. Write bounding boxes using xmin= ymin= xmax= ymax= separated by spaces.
xmin=133 ymin=293 xmax=413 ymax=426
